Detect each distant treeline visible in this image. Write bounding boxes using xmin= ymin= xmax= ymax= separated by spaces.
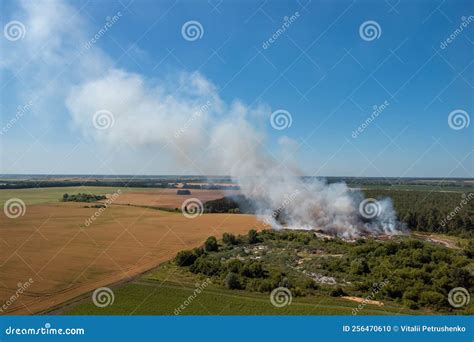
xmin=62 ymin=193 xmax=106 ymax=202
xmin=1 ymin=176 xmax=471 ymax=190
xmin=363 ymin=190 xmax=473 ymax=237
xmin=0 ymin=180 xmax=238 ymax=190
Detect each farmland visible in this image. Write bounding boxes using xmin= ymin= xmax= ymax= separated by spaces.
xmin=0 ymin=187 xmax=261 ymax=314
xmin=60 ymin=228 xmax=473 ymax=316
xmin=60 ymin=263 xmax=424 ymax=315
xmin=1 ymin=180 xmax=472 ymax=316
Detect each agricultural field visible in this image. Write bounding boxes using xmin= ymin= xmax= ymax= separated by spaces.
xmin=60 ymin=229 xmax=473 ymax=316
xmin=1 ymin=182 xmax=472 ymax=316
xmin=60 ymin=263 xmax=423 ymax=315
xmin=0 ymin=187 xmax=261 ymax=314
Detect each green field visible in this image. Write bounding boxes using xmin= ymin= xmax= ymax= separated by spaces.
xmin=0 ymin=186 xmax=155 ymax=206
xmin=61 ymin=264 xmax=425 ymax=315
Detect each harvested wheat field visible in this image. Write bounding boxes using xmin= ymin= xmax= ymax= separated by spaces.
xmin=110 ymin=188 xmax=239 ymax=209
xmin=0 ymin=191 xmax=261 ymax=315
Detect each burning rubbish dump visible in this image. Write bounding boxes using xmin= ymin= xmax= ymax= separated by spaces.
xmin=232 ymin=177 xmax=406 ymax=239
xmin=67 ymin=70 xmax=405 ymax=238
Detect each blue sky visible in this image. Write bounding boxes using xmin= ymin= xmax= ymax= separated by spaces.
xmin=0 ymin=0 xmax=473 ymax=177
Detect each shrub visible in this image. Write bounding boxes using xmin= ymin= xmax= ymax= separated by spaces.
xmin=175 ymin=250 xmax=197 ymax=266
xmin=204 ymin=236 xmax=218 ymax=252
xmin=419 ymin=291 xmax=445 ymax=309
xmin=242 ymin=261 xmax=266 ymax=278
xmin=226 ymin=259 xmax=243 ymax=274
xmin=223 ymin=233 xmax=237 ymax=246
xmin=225 ymin=272 xmax=241 ymax=289
xmin=248 ymin=229 xmax=260 ymax=244
xmin=191 ymin=256 xmax=221 ymax=276
xmin=330 ymin=287 xmax=346 ymax=297
xmin=303 ymin=279 xmax=319 ymax=290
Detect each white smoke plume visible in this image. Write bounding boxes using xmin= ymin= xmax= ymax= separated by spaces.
xmin=66 ymin=68 xmax=404 ymax=238
xmin=5 ymin=0 xmax=406 ymax=238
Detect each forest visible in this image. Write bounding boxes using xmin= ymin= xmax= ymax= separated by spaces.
xmin=175 ymin=229 xmax=473 ymax=312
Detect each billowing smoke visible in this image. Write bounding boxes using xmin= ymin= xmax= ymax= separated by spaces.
xmin=66 ymin=69 xmax=405 ymax=238
xmin=6 ymin=0 xmax=406 ymax=238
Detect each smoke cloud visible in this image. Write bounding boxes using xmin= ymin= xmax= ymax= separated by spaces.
xmin=6 ymin=0 xmax=406 ymax=238
xmin=66 ymin=68 xmax=404 ymax=238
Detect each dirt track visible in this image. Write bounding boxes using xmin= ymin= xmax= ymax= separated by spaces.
xmin=0 ymin=199 xmax=261 ymax=315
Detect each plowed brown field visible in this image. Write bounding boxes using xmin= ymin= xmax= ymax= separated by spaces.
xmin=0 ymin=189 xmax=261 ymax=315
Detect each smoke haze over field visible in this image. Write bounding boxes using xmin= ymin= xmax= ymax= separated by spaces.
xmin=3 ymin=0 xmax=405 ymax=237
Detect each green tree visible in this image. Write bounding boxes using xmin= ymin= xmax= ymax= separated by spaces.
xmin=175 ymin=250 xmax=197 ymax=266
xmin=204 ymin=236 xmax=218 ymax=252
xmin=224 ymin=272 xmax=241 ymax=289
xmin=248 ymin=229 xmax=260 ymax=244
xmin=222 ymin=233 xmax=237 ymax=246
